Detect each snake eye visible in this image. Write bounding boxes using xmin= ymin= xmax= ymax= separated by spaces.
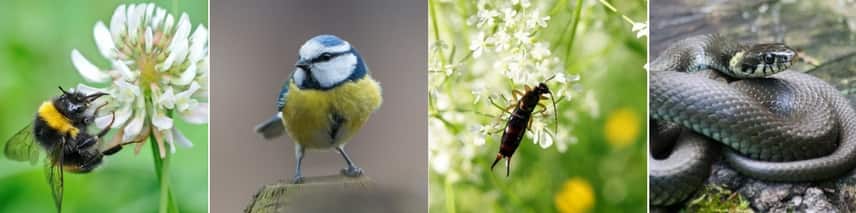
xmin=763 ymin=53 xmax=775 ymax=64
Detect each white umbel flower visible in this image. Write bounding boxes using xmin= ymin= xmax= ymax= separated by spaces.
xmin=71 ymin=3 xmax=208 ymax=158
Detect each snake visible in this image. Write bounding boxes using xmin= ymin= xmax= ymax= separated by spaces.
xmin=648 ymin=34 xmax=856 ymax=206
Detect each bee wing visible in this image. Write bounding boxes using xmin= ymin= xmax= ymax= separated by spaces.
xmin=3 ymin=123 xmax=40 ymax=165
xmin=44 ymin=137 xmax=64 ymax=213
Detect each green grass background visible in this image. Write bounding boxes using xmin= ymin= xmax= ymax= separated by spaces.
xmin=0 ymin=0 xmax=208 ymax=212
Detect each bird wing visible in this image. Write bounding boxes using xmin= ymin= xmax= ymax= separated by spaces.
xmin=255 ymin=114 xmax=285 ymax=139
xmin=256 ymin=78 xmax=291 ymax=139
xmin=275 ymin=78 xmax=290 ymax=111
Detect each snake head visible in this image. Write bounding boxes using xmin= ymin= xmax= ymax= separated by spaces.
xmin=729 ymin=43 xmax=796 ymax=78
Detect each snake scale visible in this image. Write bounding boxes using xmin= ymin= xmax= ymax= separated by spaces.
xmin=649 ymin=34 xmax=856 ymax=206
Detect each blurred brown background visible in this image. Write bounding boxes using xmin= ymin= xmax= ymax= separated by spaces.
xmin=210 ymin=0 xmax=427 ymax=212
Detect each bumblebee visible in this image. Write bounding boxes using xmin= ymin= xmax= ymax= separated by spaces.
xmin=3 ymin=87 xmax=126 ymax=212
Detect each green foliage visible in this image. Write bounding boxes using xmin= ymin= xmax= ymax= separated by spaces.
xmin=685 ymin=185 xmax=753 ymax=213
xmin=0 ymin=0 xmax=208 ymax=212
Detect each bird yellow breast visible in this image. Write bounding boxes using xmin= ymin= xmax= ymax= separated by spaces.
xmin=38 ymin=101 xmax=79 ymax=138
xmin=282 ymin=76 xmax=382 ymax=149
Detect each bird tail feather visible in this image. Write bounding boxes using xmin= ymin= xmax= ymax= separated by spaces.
xmin=255 ymin=114 xmax=285 ymax=140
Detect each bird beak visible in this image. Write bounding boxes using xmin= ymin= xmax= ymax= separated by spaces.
xmin=295 ymin=60 xmax=310 ymax=71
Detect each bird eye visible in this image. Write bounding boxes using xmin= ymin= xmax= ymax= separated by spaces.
xmin=318 ymin=53 xmax=333 ymax=61
xmin=763 ymin=53 xmax=775 ymax=64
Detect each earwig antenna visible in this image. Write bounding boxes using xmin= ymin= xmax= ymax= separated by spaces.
xmin=545 ymin=74 xmax=557 ymax=82
xmin=550 ymin=92 xmax=559 ymax=134
xmin=544 ymin=74 xmax=560 ymax=134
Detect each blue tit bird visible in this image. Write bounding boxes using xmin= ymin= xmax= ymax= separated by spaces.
xmin=254 ymin=34 xmax=382 ymax=184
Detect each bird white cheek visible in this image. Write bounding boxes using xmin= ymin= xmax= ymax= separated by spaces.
xmin=311 ymin=54 xmax=357 ymax=88
xmin=292 ymin=69 xmax=305 ymax=86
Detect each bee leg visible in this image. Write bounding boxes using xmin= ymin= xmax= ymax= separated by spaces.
xmin=102 ymin=145 xmax=123 ymax=156
xmin=96 ymin=111 xmax=116 ymax=138
xmin=336 ymin=145 xmax=363 ymax=177
xmin=293 ymin=144 xmax=305 ymax=184
xmin=85 ymin=102 xmax=109 ymax=125
xmin=77 ymin=136 xmax=97 ymax=149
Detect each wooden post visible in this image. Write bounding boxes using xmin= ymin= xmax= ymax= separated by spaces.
xmin=244 ymin=174 xmax=373 ymax=213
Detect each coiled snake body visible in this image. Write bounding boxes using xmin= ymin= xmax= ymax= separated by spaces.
xmin=649 ymin=34 xmax=856 ymax=206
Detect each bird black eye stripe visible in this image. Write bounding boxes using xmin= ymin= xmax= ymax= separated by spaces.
xmin=310 ymin=51 xmax=351 ymax=63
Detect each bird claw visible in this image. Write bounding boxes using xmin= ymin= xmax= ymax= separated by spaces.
xmin=292 ymin=175 xmax=304 ymax=184
xmin=340 ymin=166 xmax=363 ymax=177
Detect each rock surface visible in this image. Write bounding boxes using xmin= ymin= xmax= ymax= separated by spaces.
xmin=706 ymin=160 xmax=856 ymax=212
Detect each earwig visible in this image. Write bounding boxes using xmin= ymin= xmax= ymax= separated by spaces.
xmin=490 ymin=78 xmax=559 ymax=177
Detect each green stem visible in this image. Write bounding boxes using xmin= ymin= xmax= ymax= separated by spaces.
xmin=597 ymin=0 xmax=637 ymax=25
xmin=429 ymin=0 xmax=448 ymax=66
xmin=444 ymin=179 xmax=456 ymax=213
xmin=150 ymin=134 xmax=179 ymax=213
xmin=564 ymin=0 xmax=584 ymax=70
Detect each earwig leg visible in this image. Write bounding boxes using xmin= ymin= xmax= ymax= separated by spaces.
xmin=489 ymin=97 xmax=514 ymax=114
xmin=524 ymin=85 xmax=532 ymax=92
xmin=528 ymin=117 xmax=535 ymax=129
xmin=536 ymin=103 xmax=548 ymax=113
xmin=512 ymin=90 xmax=524 ymax=100
xmin=488 ymin=125 xmax=504 ymax=135
xmin=488 ymin=97 xmax=504 ymax=110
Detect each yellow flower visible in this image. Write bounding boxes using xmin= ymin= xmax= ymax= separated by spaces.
xmin=604 ymin=107 xmax=640 ymax=149
xmin=555 ymin=177 xmax=595 ymax=213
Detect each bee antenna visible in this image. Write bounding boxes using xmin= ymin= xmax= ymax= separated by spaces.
xmin=58 ymin=86 xmax=70 ymax=94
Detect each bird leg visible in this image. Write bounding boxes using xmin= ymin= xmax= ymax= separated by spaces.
xmin=293 ymin=144 xmax=305 ymax=184
xmin=336 ymin=146 xmax=363 ymax=177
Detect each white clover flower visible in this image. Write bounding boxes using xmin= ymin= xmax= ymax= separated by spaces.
xmin=71 ymin=3 xmax=208 ymax=158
